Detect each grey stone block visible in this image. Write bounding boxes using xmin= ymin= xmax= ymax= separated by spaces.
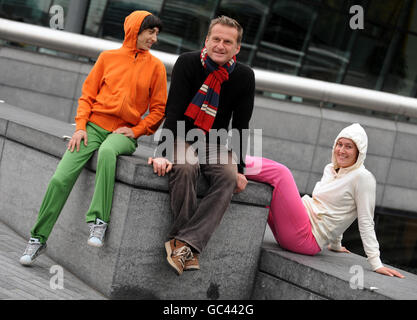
xmin=0 ymin=109 xmax=271 ymax=299
xmin=0 ymin=137 xmax=4 ymax=163
xmin=364 ymin=155 xmax=391 ymax=184
xmin=393 ymin=130 xmax=417 ymax=162
xmin=110 ymin=189 xmax=269 ymax=299
xmin=0 ymin=47 xmax=86 ymax=73
xmin=381 ymin=185 xmax=417 ymax=212
xmin=251 ymin=272 xmax=326 ymax=300
xmin=0 ymin=118 xmax=7 ymax=136
xmin=386 ymin=159 xmax=417 ymax=189
xmin=0 ymin=59 xmax=79 ymax=99
xmin=375 ymin=184 xmax=384 ymax=207
xmin=318 ymin=116 xmax=396 ymax=158
xmin=260 ymin=136 xmax=315 ymax=172
xmin=250 ymin=101 xmax=321 ymax=144
xmin=259 ymin=230 xmax=417 ymax=299
xmin=311 ymin=145 xmax=332 ymax=174
xmin=0 ymin=86 xmax=74 ymax=122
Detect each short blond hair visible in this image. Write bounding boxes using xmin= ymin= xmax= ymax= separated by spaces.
xmin=207 ymin=16 xmax=243 ymax=45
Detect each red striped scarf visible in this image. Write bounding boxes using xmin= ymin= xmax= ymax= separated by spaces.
xmin=184 ymin=47 xmax=236 ymax=133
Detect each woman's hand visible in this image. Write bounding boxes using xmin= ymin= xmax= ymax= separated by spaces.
xmin=327 ymin=245 xmax=351 ymax=253
xmin=375 ymin=266 xmax=405 ymax=278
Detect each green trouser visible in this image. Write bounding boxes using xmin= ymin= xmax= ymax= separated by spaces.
xmin=31 ymin=122 xmax=137 ymax=244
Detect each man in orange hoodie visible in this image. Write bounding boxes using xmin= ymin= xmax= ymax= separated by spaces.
xmin=19 ymin=11 xmax=167 ymax=266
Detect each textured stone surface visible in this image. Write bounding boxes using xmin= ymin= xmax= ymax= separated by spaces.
xmin=253 ymin=227 xmax=417 ymax=300
xmin=0 ymin=108 xmax=271 ymax=299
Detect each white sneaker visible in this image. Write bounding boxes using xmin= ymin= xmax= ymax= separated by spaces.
xmin=19 ymin=238 xmax=47 ymax=266
xmin=87 ymin=218 xmax=108 ymax=247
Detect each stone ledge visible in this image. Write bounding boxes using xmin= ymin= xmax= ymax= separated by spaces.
xmin=0 ymin=103 xmax=272 ymax=207
xmin=0 ymin=103 xmax=271 ymax=299
xmin=252 ymin=228 xmax=417 ymax=300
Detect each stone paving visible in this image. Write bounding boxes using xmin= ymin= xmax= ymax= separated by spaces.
xmin=0 ymin=221 xmax=107 ymax=300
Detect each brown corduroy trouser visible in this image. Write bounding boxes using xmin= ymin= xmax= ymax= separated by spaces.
xmin=167 ymin=139 xmax=238 ymax=253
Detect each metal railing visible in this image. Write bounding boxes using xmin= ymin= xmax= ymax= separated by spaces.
xmin=1 ymin=18 xmax=417 ymax=118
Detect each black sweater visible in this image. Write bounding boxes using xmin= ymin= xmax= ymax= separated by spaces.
xmin=159 ymin=51 xmax=255 ymax=173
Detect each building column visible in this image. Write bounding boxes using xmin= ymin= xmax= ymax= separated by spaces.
xmin=65 ymin=0 xmax=90 ymax=34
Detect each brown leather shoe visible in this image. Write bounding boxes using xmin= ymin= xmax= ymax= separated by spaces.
xmin=184 ymin=253 xmax=200 ymax=271
xmin=165 ymin=239 xmax=193 ymax=276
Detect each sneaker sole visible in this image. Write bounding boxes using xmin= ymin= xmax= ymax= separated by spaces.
xmin=184 ymin=265 xmax=200 ymax=271
xmin=20 ymin=245 xmax=47 ymax=266
xmin=164 ymin=241 xmax=183 ymax=276
xmin=87 ymin=239 xmax=103 ymax=247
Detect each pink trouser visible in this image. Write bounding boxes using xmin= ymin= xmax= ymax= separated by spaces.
xmin=245 ymin=156 xmax=321 ymax=256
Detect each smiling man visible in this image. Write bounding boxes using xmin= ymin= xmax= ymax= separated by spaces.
xmin=148 ymin=16 xmax=255 ymax=275
xmin=19 ymin=11 xmax=167 ymax=266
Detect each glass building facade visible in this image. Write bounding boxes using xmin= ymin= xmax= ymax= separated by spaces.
xmin=1 ymin=0 xmax=417 ymax=98
xmin=1 ymin=0 xmax=417 ymax=274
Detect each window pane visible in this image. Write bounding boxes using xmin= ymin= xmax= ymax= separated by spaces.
xmin=216 ymin=0 xmax=270 ymax=65
xmin=344 ymin=213 xmax=417 ymax=274
xmin=343 ymin=25 xmax=396 ymax=90
xmin=99 ymin=0 xmax=163 ymax=41
xmin=84 ymin=0 xmax=108 ymax=37
xmin=408 ymin=1 xmax=417 ymax=33
xmin=366 ymin=0 xmax=404 ymax=29
xmin=382 ymin=33 xmax=417 ymax=96
xmin=155 ymin=0 xmax=218 ymax=54
xmin=299 ymin=8 xmax=353 ymax=82
xmin=253 ymin=1 xmax=319 ymax=73
xmin=0 ymin=0 xmax=69 ymax=27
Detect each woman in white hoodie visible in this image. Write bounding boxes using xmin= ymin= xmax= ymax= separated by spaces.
xmin=246 ymin=123 xmax=404 ymax=278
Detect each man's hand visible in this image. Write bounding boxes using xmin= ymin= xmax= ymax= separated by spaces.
xmin=113 ymin=127 xmax=135 ymax=138
xmin=148 ymin=157 xmax=173 ymax=176
xmin=68 ymin=130 xmax=87 ymax=152
xmin=234 ymin=173 xmax=248 ymax=193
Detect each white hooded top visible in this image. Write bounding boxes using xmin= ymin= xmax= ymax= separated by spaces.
xmin=301 ymin=123 xmax=383 ymax=271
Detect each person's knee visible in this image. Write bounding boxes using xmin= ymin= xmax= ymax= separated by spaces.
xmin=212 ymin=165 xmax=237 ymax=188
xmin=50 ymin=173 xmax=71 ymax=190
xmin=171 ymin=163 xmax=199 ymax=180
xmin=98 ymin=146 xmax=117 ymax=162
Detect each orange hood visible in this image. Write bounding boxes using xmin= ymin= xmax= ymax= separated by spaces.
xmin=122 ymin=10 xmax=152 ymax=51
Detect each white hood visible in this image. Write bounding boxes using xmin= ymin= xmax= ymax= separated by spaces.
xmin=331 ymin=123 xmax=368 ymax=171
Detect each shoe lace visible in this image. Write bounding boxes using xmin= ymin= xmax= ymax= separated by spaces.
xmin=172 ymin=245 xmax=193 ymax=268
xmin=24 ymin=240 xmax=41 ymax=256
xmin=89 ymin=223 xmax=107 ymax=240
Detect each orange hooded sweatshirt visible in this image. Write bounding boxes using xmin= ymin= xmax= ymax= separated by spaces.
xmin=75 ymin=11 xmax=167 ymax=138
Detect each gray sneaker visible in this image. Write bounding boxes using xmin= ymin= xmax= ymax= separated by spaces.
xmin=87 ymin=218 xmax=108 ymax=247
xmin=19 ymin=238 xmax=47 ymax=266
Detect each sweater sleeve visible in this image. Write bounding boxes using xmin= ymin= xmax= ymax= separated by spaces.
xmin=231 ymin=67 xmax=255 ymax=174
xmin=155 ymin=53 xmax=195 ymax=158
xmin=75 ymin=53 xmax=105 ymax=131
xmin=161 ymin=53 xmax=194 ymax=139
xmin=131 ymin=61 xmax=167 ymax=138
xmin=355 ymin=171 xmax=383 ymax=271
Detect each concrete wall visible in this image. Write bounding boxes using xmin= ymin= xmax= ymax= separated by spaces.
xmin=2 ymin=46 xmax=417 ymax=299
xmin=251 ymin=228 xmax=417 ymax=300
xmin=0 ymin=46 xmax=89 ymax=123
xmin=0 ymin=104 xmax=271 ymax=299
xmin=2 ymin=46 xmax=417 ymax=213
